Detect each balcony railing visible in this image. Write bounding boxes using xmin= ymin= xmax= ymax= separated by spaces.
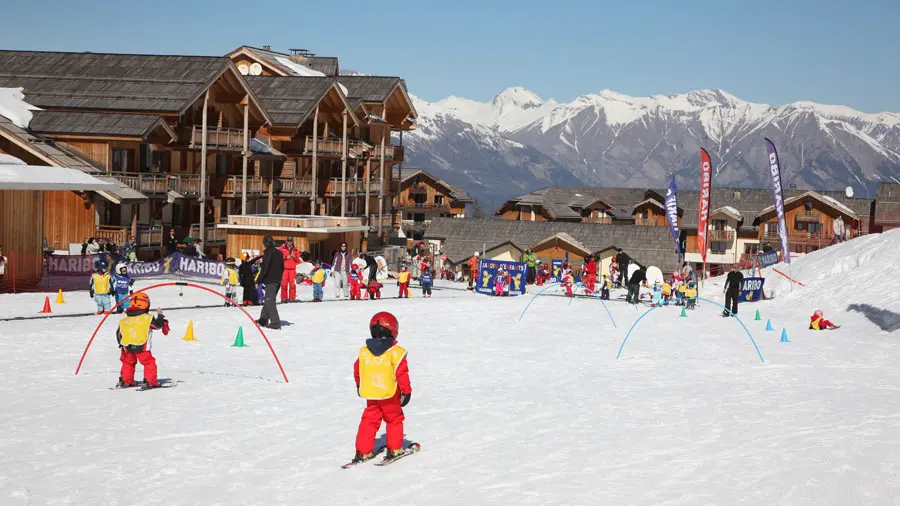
xmin=189 ymin=224 xmax=227 ymax=244
xmin=302 ymin=136 xmax=374 ymax=158
xmin=184 ymin=126 xmax=245 ymax=150
xmin=401 ymin=219 xmax=429 ymax=230
xmin=708 ymin=229 xmax=735 ymax=242
xmin=582 ymin=216 xmax=612 ymax=225
xmin=634 ymin=218 xmax=659 ymax=226
xmin=762 ymin=230 xmax=830 ymax=242
xmin=225 ymin=214 xmax=364 ymax=229
xmin=398 ymin=202 xmax=450 ymax=211
xmin=109 ymin=172 xmax=172 ymax=194
xmin=95 ymin=225 xmax=127 ymax=245
xmin=221 ymin=176 xmax=268 ymax=197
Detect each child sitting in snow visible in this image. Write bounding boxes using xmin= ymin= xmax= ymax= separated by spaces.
xmin=809 ymin=310 xmax=840 ymax=330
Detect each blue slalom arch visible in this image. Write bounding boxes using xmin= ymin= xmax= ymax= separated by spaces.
xmin=567 ymin=282 xmax=617 ymax=329
xmin=519 ymin=282 xmax=616 ymax=329
xmin=615 ymin=297 xmax=764 ymax=363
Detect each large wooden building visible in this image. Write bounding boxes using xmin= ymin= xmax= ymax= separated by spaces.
xmin=395 ymin=169 xmax=472 ymax=240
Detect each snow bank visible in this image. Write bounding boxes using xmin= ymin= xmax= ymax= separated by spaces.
xmin=0 ymin=87 xmax=41 ymax=128
xmin=0 ymin=153 xmax=26 ymax=165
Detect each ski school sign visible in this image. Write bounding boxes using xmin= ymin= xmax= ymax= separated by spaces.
xmin=740 ymin=277 xmax=766 ymax=302
xmin=476 ymin=260 xmax=527 ymax=296
xmin=47 ymin=252 xmax=227 ymax=281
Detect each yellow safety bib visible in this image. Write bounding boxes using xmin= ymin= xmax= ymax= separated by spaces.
xmin=92 ymin=273 xmax=111 ymax=294
xmin=398 ymin=272 xmax=410 ymax=283
xmin=119 ymin=313 xmax=154 ymax=347
xmin=226 ymin=268 xmax=239 ymax=285
xmin=312 ymin=268 xmax=326 ymax=283
xmin=811 ymin=316 xmax=822 ymax=330
xmin=358 ymin=345 xmax=407 ymax=400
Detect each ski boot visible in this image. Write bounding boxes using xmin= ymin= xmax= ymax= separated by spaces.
xmin=381 ymin=448 xmax=405 ymax=463
xmin=351 ymin=451 xmax=375 ymax=464
xmin=116 ymin=377 xmax=138 ymax=388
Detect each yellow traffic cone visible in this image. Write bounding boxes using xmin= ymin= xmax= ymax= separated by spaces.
xmin=182 ymin=320 xmax=197 ymax=341
xmin=55 ymin=289 xmax=66 ymax=304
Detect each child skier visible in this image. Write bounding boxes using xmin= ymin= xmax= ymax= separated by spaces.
xmin=90 ymin=263 xmax=112 ymax=314
xmin=366 ymin=280 xmax=383 ymax=300
xmin=311 ymin=260 xmax=326 ymax=302
xmin=809 ymin=310 xmax=840 ymax=330
xmin=349 ymin=265 xmax=363 ymax=300
xmin=221 ymin=257 xmax=240 ymax=306
xmin=115 ymin=292 xmax=169 ymax=389
xmin=397 ymin=266 xmax=411 ymax=298
xmin=685 ymin=281 xmax=698 ymax=310
xmin=662 ymin=279 xmax=673 ymax=305
xmin=112 ymin=264 xmax=134 ymax=313
xmin=651 ymin=282 xmax=663 ymax=307
xmin=561 ymin=263 xmax=574 ymax=297
xmin=350 ymin=311 xmax=412 ymax=465
xmin=600 ymin=274 xmax=611 ymax=300
xmin=493 ymin=269 xmax=507 ymax=296
xmin=421 ymin=266 xmax=433 ymax=298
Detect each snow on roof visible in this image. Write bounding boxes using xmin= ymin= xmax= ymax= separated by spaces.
xmin=0 ymin=164 xmax=115 ymax=190
xmin=0 ymin=87 xmax=41 ymax=128
xmin=274 ymin=56 xmax=326 ymax=78
xmin=0 ymin=153 xmax=26 ymax=165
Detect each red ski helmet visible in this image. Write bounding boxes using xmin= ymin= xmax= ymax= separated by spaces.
xmin=369 ymin=311 xmax=399 ymax=339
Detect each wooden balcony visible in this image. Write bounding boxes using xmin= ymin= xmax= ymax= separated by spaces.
xmin=183 ymin=126 xmax=245 ymax=150
xmin=398 ymin=201 xmax=450 ymax=212
xmin=221 ymin=176 xmax=268 ymax=197
xmin=401 ymin=219 xmax=429 ymax=231
xmin=109 ymin=172 xmax=172 ymax=195
xmin=708 ymin=229 xmax=735 ymax=242
xmin=95 ymin=225 xmax=127 ymax=245
xmin=301 ymin=136 xmax=373 ymax=158
xmin=189 ymin=224 xmax=227 ymax=244
xmin=762 ymin=230 xmax=830 ymax=243
xmin=224 ymin=214 xmax=365 ymax=230
xmin=176 ymin=175 xmax=204 ymax=196
xmin=324 ymin=178 xmax=380 ymax=196
xmin=582 ymin=216 xmax=612 ymax=225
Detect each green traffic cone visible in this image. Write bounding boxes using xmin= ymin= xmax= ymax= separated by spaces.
xmin=754 ymin=309 xmax=761 ymax=321
xmin=680 ymin=306 xmax=687 ymax=317
xmin=232 ymin=327 xmax=247 ymax=347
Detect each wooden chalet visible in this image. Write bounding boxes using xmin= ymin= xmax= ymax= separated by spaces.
xmin=0 ymin=49 xmax=272 ymax=254
xmin=395 ymin=169 xmax=472 ymax=240
xmin=874 ymin=183 xmax=900 ymax=231
xmin=227 ymin=46 xmax=340 ymax=77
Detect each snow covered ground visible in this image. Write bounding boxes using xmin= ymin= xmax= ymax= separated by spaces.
xmin=2 ymin=230 xmax=900 ymax=505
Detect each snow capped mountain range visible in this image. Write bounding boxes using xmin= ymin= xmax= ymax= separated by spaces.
xmin=404 ymin=86 xmax=900 ymax=208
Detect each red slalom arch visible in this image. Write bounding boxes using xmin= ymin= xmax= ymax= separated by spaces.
xmin=74 ymin=281 xmax=289 ymax=383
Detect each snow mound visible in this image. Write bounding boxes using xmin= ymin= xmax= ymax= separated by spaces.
xmin=0 ymin=153 xmax=26 ymax=165
xmin=758 ymin=228 xmax=900 ymax=331
xmin=0 ymin=87 xmax=41 ymax=128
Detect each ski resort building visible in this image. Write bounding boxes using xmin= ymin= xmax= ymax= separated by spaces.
xmin=874 ymin=183 xmax=900 ymax=232
xmin=394 ymin=169 xmax=472 ymax=240
xmin=496 ymin=185 xmax=883 ymax=275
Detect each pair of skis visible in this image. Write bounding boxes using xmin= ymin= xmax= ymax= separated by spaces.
xmin=110 ymin=378 xmax=179 ymax=391
xmin=341 ymin=442 xmax=421 ymax=469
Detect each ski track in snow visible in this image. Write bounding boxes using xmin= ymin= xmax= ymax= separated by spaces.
xmin=2 ymin=232 xmax=900 ymax=505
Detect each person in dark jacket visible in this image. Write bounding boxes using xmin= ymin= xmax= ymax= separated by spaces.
xmin=359 ymin=253 xmax=378 ymax=283
xmin=239 ymin=253 xmax=260 ymax=306
xmin=626 ymin=267 xmax=646 ymax=304
xmin=256 ymin=236 xmax=285 ymax=329
xmin=722 ymin=264 xmax=744 ymax=316
xmin=164 ymin=228 xmax=179 ymax=256
xmin=615 ymin=249 xmax=630 ymax=288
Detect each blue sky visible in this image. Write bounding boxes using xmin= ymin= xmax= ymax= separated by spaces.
xmin=1 ymin=0 xmax=899 ymax=112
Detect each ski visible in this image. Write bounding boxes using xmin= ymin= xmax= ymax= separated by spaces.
xmin=374 ymin=442 xmax=421 ymax=466
xmin=341 ymin=445 xmax=386 ymax=469
xmin=137 ymin=383 xmax=178 ymax=391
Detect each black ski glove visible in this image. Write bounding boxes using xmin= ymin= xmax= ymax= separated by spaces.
xmin=400 ymin=392 xmax=411 ymax=407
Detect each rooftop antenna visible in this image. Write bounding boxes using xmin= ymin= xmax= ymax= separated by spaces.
xmin=289 ymin=48 xmax=315 ymax=57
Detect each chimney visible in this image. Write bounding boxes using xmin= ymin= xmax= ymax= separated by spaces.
xmin=262 ymin=45 xmax=271 ymax=50
xmin=289 ymin=48 xmax=314 ymax=63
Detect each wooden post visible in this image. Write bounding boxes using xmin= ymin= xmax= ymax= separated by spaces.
xmin=130 ymin=205 xmax=138 ymax=239
xmin=199 ymin=89 xmax=209 ymax=244
xmin=341 ymin=111 xmax=348 ymax=218
xmin=365 ymin=157 xmax=371 ymax=239
xmin=311 ymin=105 xmax=319 ymax=216
xmin=379 ymin=118 xmax=386 ymax=237
xmin=241 ymin=98 xmax=249 ymax=215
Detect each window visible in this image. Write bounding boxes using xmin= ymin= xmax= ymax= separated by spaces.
xmin=434 ymin=195 xmax=445 ymax=206
xmin=111 ymin=149 xmax=133 ymax=172
xmin=216 ymin=155 xmax=229 ymax=177
xmin=710 ymin=241 xmax=727 ymax=254
xmin=764 ymin=222 xmax=778 ymax=235
xmin=804 ymin=201 xmax=813 ymax=212
xmin=413 ymin=213 xmax=425 ymax=223
xmin=151 ymin=151 xmax=170 ymax=172
xmin=808 ymin=223 xmax=823 ymax=234
xmin=711 ymin=219 xmax=727 ymax=231
xmin=744 ymin=243 xmax=760 ymax=254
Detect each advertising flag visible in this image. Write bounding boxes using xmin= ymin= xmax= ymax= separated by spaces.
xmin=697 ymin=148 xmax=713 ymax=263
xmin=764 ymin=138 xmax=791 ymax=264
xmin=664 ymin=176 xmax=681 ymax=263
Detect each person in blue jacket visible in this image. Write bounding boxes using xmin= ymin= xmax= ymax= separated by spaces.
xmin=112 ymin=264 xmax=135 ymax=313
xmin=421 ymin=266 xmax=434 ymax=298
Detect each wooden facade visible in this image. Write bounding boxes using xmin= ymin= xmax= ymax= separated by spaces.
xmin=43 ymin=190 xmax=95 ymax=249
xmin=0 ymin=190 xmax=45 ymax=288
xmin=756 ymin=194 xmax=859 ymax=254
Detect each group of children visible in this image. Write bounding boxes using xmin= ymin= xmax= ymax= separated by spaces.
xmin=646 ymin=278 xmax=698 ymax=309
xmin=397 ymin=265 xmax=434 ymax=298
xmin=89 ymin=262 xmax=135 ymax=314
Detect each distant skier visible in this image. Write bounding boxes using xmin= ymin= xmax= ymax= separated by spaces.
xmin=560 ymin=263 xmax=574 ymax=297
xmin=115 ymin=292 xmax=169 ymax=389
xmin=626 ymin=267 xmax=646 ymax=304
xmin=420 ymin=266 xmax=433 ymax=298
xmin=809 ymin=310 xmax=839 ymax=330
xmin=351 ymin=312 xmax=412 ymax=465
xmin=397 ymin=266 xmax=411 ymax=298
xmin=583 ymin=255 xmax=597 ymax=294
xmin=90 ymin=262 xmax=112 ymax=315
xmin=221 ymin=258 xmax=239 ymax=306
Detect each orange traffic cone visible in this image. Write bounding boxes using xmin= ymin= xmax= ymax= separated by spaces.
xmin=39 ymin=296 xmax=52 ymax=314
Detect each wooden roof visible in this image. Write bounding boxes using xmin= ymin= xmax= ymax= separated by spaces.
xmin=425 ymin=217 xmax=679 ymax=271
xmin=0 ymin=50 xmax=271 ymax=124
xmin=337 ymin=76 xmax=417 ymax=128
xmin=29 ymin=110 xmax=177 ymax=141
xmin=245 ymin=76 xmax=356 ymax=128
xmin=0 ymin=115 xmax=101 ymax=173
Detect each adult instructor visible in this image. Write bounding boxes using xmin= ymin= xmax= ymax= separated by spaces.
xmin=257 ymin=235 xmax=284 ymax=330
xmin=723 ymin=264 xmax=744 ymax=317
xmin=331 ymin=241 xmax=352 ymax=298
xmin=523 ymin=248 xmax=538 ymax=284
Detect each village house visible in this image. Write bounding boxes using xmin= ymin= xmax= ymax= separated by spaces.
xmin=394 ymin=168 xmax=472 ymax=241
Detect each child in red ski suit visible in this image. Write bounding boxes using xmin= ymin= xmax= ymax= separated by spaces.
xmin=809 ymin=310 xmax=838 ymax=330
xmin=366 ymin=280 xmax=382 ymax=300
xmin=397 ymin=267 xmax=411 ymax=298
xmin=561 ymin=263 xmax=574 ymax=297
xmin=351 ymin=311 xmax=411 ymax=463
xmin=349 ymin=266 xmax=363 ymax=300
xmin=115 ymin=292 xmax=169 ymax=388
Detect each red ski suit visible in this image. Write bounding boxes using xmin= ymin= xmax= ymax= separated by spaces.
xmin=583 ymin=258 xmax=597 ymax=294
xmin=279 ymin=244 xmax=301 ymax=302
xmin=349 ymin=269 xmax=363 ymax=300
xmin=117 ymin=310 xmax=166 ymax=386
xmin=354 ymin=342 xmax=411 ymax=454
